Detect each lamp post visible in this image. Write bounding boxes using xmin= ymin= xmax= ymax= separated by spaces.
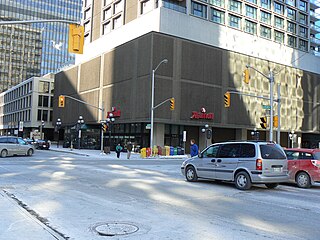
xmin=56 ymin=118 xmax=62 ymax=148
xmin=40 ymin=120 xmax=45 ymax=139
xmin=106 ymin=113 xmax=115 ymax=151
xmin=77 ymin=116 xmax=84 ymax=150
xmin=150 ymin=58 xmax=168 ymax=152
xmin=289 ymin=130 xmax=296 ymax=148
xmin=251 ymin=128 xmax=259 ymax=140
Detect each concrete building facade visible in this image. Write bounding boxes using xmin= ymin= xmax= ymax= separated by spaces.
xmin=54 ymin=1 xmax=320 ymax=151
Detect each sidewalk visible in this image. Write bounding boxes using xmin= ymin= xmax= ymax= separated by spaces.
xmin=49 ymin=144 xmax=189 ymax=160
xmin=0 ymin=190 xmax=63 ymax=240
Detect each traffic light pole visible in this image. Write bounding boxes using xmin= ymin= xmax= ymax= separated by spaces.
xmin=60 ymin=95 xmax=105 ymax=154
xmin=0 ymin=19 xmax=79 ymax=25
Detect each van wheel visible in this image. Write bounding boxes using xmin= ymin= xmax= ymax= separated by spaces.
xmin=185 ymin=166 xmax=198 ymax=182
xmin=265 ymin=183 xmax=279 ymax=189
xmin=27 ymin=149 xmax=33 ymax=156
xmin=235 ymin=171 xmax=252 ymax=190
xmin=1 ymin=149 xmax=8 ymax=158
xmin=296 ymin=172 xmax=311 ymax=188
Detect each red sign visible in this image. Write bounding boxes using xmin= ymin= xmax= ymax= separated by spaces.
xmin=190 ymin=108 xmax=214 ymax=120
xmin=107 ymin=107 xmax=121 ymax=118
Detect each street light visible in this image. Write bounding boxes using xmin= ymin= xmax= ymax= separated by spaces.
xmin=251 ymin=128 xmax=259 ymax=140
xmin=289 ymin=130 xmax=296 ymax=148
xmin=106 ymin=113 xmax=115 ymax=151
xmin=77 ymin=116 xmax=84 ymax=149
xmin=150 ymin=58 xmax=168 ymax=152
xmin=40 ymin=120 xmax=45 ymax=139
xmin=56 ymin=118 xmax=62 ymax=148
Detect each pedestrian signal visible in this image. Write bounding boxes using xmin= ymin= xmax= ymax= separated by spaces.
xmin=224 ymin=92 xmax=230 ymax=108
xmin=170 ymin=98 xmax=175 ymax=110
xmin=273 ymin=116 xmax=278 ymax=128
xmin=68 ymin=24 xmax=84 ymax=54
xmin=243 ymin=69 xmax=250 ymax=84
xmin=260 ymin=117 xmax=267 ymax=129
xmin=58 ymin=95 xmax=65 ymax=108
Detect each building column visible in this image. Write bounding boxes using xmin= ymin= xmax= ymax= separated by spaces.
xmin=153 ymin=123 xmax=165 ymax=147
xmin=236 ymin=128 xmax=247 ymax=140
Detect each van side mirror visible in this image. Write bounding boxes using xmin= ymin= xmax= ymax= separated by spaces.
xmin=198 ymin=153 xmax=203 ymax=158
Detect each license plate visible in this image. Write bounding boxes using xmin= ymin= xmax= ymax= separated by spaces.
xmin=273 ymin=167 xmax=281 ymax=172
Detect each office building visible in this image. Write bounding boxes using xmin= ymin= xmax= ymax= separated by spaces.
xmin=54 ymin=0 xmax=320 ymax=151
xmin=0 ymin=0 xmax=82 ymax=92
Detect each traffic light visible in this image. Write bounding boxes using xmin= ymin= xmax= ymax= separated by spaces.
xmin=170 ymin=98 xmax=175 ymax=110
xmin=68 ymin=24 xmax=84 ymax=54
xmin=102 ymin=123 xmax=108 ymax=132
xmin=58 ymin=95 xmax=65 ymax=108
xmin=273 ymin=115 xmax=278 ymax=128
xmin=224 ymin=92 xmax=230 ymax=108
xmin=260 ymin=117 xmax=267 ymax=129
xmin=243 ymin=69 xmax=250 ymax=84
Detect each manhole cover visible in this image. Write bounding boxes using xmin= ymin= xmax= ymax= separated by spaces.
xmin=94 ymin=222 xmax=139 ymax=236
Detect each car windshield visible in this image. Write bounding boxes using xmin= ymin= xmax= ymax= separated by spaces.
xmin=260 ymin=144 xmax=286 ymax=159
xmin=314 ymin=152 xmax=320 ymax=159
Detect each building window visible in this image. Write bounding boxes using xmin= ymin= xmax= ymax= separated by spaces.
xmin=113 ymin=14 xmax=123 ymax=29
xmin=114 ymin=0 xmax=124 ymax=14
xmin=84 ymin=8 xmax=92 ymax=20
xmin=260 ymin=0 xmax=271 ymax=9
xmin=209 ymin=0 xmax=225 ymax=8
xmin=245 ymin=0 xmax=257 ymax=4
xmin=299 ymin=13 xmax=307 ymax=25
xmin=299 ymin=26 xmax=307 ymax=38
xmin=229 ymin=14 xmax=241 ymax=29
xmin=287 ymin=35 xmax=296 ymax=47
xmin=84 ymin=33 xmax=91 ymax=44
xmin=245 ymin=5 xmax=257 ymax=19
xmin=141 ymin=0 xmax=153 ymax=14
xmin=211 ymin=8 xmax=225 ymax=24
xmin=287 ymin=21 xmax=296 ymax=34
xmin=38 ymin=81 xmax=49 ymax=93
xmin=103 ymin=21 xmax=111 ymax=34
xmin=104 ymin=0 xmax=112 ymax=6
xmin=299 ymin=39 xmax=307 ymax=51
xmin=84 ymin=0 xmax=92 ymax=7
xmin=245 ymin=20 xmax=257 ymax=34
xmin=84 ymin=21 xmax=91 ymax=33
xmin=274 ymin=16 xmax=284 ymax=28
xmin=287 ymin=8 xmax=296 ymax=21
xmin=274 ymin=2 xmax=284 ymax=15
xmin=103 ymin=7 xmax=112 ymax=20
xmin=191 ymin=1 xmax=207 ymax=18
xmin=286 ymin=0 xmax=295 ymax=7
xmin=162 ymin=0 xmax=187 ymax=13
xmin=299 ymin=1 xmax=307 ymax=11
xmin=260 ymin=11 xmax=271 ymax=25
xmin=274 ymin=30 xmax=284 ymax=43
xmin=260 ymin=25 xmax=271 ymax=39
xmin=229 ymin=0 xmax=242 ymax=13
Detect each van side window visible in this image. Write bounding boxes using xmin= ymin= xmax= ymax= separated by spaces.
xmin=0 ymin=138 xmax=7 ymax=143
xmin=7 ymin=138 xmax=18 ymax=144
xmin=202 ymin=145 xmax=219 ymax=158
xmin=240 ymin=144 xmax=255 ymax=158
xmin=217 ymin=144 xmax=241 ymax=158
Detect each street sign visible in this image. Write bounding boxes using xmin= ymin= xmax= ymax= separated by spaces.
xmin=146 ymin=124 xmax=151 ymax=130
xmin=183 ymin=131 xmax=187 ymax=142
xmin=262 ymin=105 xmax=271 ymax=110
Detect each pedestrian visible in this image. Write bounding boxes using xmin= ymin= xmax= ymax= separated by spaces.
xmin=115 ymin=143 xmax=123 ymax=158
xmin=126 ymin=141 xmax=133 ymax=159
xmin=190 ymin=139 xmax=199 ymax=157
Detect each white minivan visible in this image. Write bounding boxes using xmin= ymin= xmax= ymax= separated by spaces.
xmin=0 ymin=136 xmax=34 ymax=158
xmin=181 ymin=141 xmax=289 ymax=190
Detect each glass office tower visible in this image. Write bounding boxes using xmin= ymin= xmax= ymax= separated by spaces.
xmin=0 ymin=0 xmax=82 ymax=92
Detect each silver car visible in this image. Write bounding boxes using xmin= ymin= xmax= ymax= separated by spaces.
xmin=181 ymin=141 xmax=289 ymax=190
xmin=0 ymin=136 xmax=34 ymax=158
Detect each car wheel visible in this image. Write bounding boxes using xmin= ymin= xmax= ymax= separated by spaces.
xmin=265 ymin=183 xmax=279 ymax=189
xmin=1 ymin=149 xmax=8 ymax=158
xmin=296 ymin=172 xmax=311 ymax=188
xmin=185 ymin=166 xmax=198 ymax=182
xmin=235 ymin=171 xmax=252 ymax=190
xmin=27 ymin=149 xmax=33 ymax=156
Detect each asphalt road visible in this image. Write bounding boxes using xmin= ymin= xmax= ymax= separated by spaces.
xmin=1 ymin=150 xmax=319 ymax=240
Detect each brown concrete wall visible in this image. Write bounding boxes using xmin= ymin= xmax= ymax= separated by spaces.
xmin=125 ymin=0 xmax=138 ymax=24
xmin=91 ymin=0 xmax=101 ymax=42
xmin=80 ymin=57 xmax=101 ymax=91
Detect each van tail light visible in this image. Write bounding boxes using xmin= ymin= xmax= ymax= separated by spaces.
xmin=311 ymin=160 xmax=320 ymax=168
xmin=256 ymin=159 xmax=263 ymax=171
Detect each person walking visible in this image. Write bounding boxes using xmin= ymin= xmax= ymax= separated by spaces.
xmin=115 ymin=143 xmax=123 ymax=158
xmin=190 ymin=139 xmax=199 ymax=157
xmin=126 ymin=142 xmax=133 ymax=159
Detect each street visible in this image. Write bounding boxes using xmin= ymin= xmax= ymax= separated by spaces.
xmin=1 ymin=150 xmax=320 ymax=240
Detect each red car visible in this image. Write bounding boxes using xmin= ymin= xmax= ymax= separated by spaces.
xmin=284 ymin=148 xmax=320 ymax=188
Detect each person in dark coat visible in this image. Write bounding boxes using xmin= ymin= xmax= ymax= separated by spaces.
xmin=126 ymin=142 xmax=133 ymax=159
xmin=115 ymin=143 xmax=123 ymax=158
xmin=190 ymin=139 xmax=199 ymax=157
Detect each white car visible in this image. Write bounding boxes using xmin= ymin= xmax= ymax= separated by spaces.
xmin=0 ymin=136 xmax=34 ymax=158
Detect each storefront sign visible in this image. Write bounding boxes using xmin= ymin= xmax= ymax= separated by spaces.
xmin=190 ymin=108 xmax=214 ymax=120
xmin=107 ymin=107 xmax=121 ymax=118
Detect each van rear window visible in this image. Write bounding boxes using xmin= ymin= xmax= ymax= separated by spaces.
xmin=260 ymin=145 xmax=286 ymax=159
